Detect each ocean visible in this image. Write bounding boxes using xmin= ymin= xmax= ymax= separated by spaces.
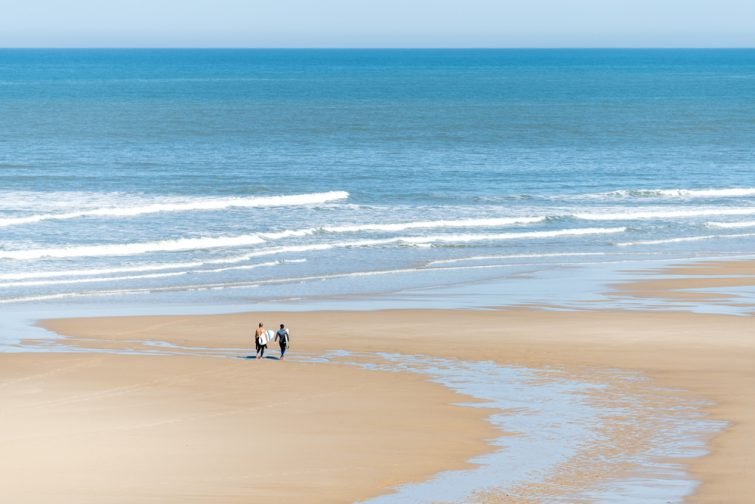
xmin=1 ymin=49 xmax=755 ymax=310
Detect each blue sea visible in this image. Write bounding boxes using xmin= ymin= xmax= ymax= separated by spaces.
xmin=1 ymin=49 xmax=755 ymax=310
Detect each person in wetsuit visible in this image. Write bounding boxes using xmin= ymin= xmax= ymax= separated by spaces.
xmin=255 ymin=322 xmax=267 ymax=359
xmin=275 ymin=323 xmax=290 ymax=360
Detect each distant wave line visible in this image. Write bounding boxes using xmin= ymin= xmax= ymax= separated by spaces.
xmin=251 ymin=217 xmax=547 ymax=241
xmin=0 ymin=261 xmax=282 ymax=289
xmin=480 ymin=187 xmax=755 ymax=202
xmin=427 ymin=252 xmax=608 ymax=266
xmin=0 ymin=257 xmax=309 ymax=282
xmin=616 ymin=232 xmax=755 ymax=247
xmin=574 ymin=207 xmax=755 ymax=221
xmin=170 ymin=228 xmax=623 ymax=269
xmin=0 ymin=191 xmax=349 ymax=228
xmin=706 ymin=220 xmax=755 ymax=229
xmin=0 ymin=216 xmax=551 ymax=262
xmin=194 ymin=227 xmax=628 ymax=263
xmin=318 ymin=217 xmax=545 ymax=233
xmin=0 ymin=260 xmax=206 ymax=281
xmin=595 ymin=188 xmax=755 ymax=199
xmin=381 ymin=228 xmax=626 ymax=245
xmin=0 ymin=225 xmax=619 ymax=261
xmin=0 ymin=235 xmax=267 ymax=260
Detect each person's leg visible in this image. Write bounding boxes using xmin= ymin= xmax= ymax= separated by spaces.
xmin=280 ymin=343 xmax=286 ymax=359
xmin=261 ymin=344 xmax=265 ymax=358
xmin=255 ymin=339 xmax=261 ymax=359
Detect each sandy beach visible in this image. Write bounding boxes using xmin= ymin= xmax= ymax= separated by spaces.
xmin=1 ymin=259 xmax=754 ymax=502
xmin=0 ymin=349 xmax=501 ymax=503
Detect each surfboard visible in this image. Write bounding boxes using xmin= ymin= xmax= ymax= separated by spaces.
xmin=258 ymin=331 xmax=267 ymax=345
xmin=258 ymin=329 xmax=275 ymax=345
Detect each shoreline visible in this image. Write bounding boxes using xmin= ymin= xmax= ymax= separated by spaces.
xmin=4 ymin=253 xmax=755 ymax=314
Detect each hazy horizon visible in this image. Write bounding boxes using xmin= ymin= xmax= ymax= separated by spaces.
xmin=2 ymin=45 xmax=753 ymax=50
xmin=2 ymin=0 xmax=753 ymax=49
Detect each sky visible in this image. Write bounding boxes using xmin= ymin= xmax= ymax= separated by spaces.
xmin=0 ymin=0 xmax=753 ymax=48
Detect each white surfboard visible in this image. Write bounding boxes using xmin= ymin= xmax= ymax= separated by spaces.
xmin=258 ymin=329 xmax=275 ymax=345
xmin=257 ymin=331 xmax=266 ymax=345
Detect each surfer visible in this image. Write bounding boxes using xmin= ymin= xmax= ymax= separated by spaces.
xmin=255 ymin=322 xmax=267 ymax=359
xmin=275 ymin=324 xmax=290 ymax=360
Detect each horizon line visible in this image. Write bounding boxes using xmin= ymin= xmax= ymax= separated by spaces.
xmin=2 ymin=46 xmax=754 ymax=50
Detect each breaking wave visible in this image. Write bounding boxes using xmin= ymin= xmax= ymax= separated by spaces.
xmin=587 ymin=188 xmax=755 ymax=199
xmin=0 ymin=191 xmax=349 ymax=228
xmin=573 ymin=207 xmax=755 ymax=221
xmin=3 ymin=226 xmax=623 ymax=262
xmin=0 ymin=261 xmax=282 ymax=289
xmin=616 ymin=233 xmax=755 ymax=247
xmin=706 ymin=220 xmax=755 ymax=229
xmin=427 ymin=252 xmax=608 ymax=266
xmin=0 ymin=234 xmax=267 ymax=260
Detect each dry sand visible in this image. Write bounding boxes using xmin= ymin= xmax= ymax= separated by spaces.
xmin=3 ymin=259 xmax=755 ymax=502
xmin=0 ymin=352 xmax=495 ymax=503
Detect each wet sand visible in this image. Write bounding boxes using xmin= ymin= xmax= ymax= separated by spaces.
xmin=613 ymin=259 xmax=755 ymax=303
xmin=4 ymin=259 xmax=755 ymax=502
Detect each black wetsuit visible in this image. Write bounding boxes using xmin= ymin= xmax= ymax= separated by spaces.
xmin=276 ymin=328 xmax=289 ymax=358
xmin=255 ymin=331 xmax=266 ymax=357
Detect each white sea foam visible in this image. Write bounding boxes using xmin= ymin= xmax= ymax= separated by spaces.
xmin=0 ymin=271 xmax=190 ymax=289
xmin=259 ymin=217 xmax=546 ymax=241
xmin=0 ymin=261 xmax=206 ymax=281
xmin=319 ymin=217 xmax=545 ymax=233
xmin=258 ymin=229 xmax=320 ymax=240
xmin=0 ymin=190 xmax=137 ymax=212
xmin=427 ymin=252 xmax=608 ymax=266
xmin=574 ymin=207 xmax=755 ymax=221
xmin=706 ymin=220 xmax=755 ymax=229
xmin=0 ymin=191 xmax=349 ymax=228
xmin=191 ymin=261 xmax=281 ymax=275
xmin=482 ymin=188 xmax=755 ymax=202
xmin=394 ymin=227 xmax=625 ymax=245
xmin=616 ymin=233 xmax=755 ymax=247
xmin=0 ymin=261 xmax=282 ymax=288
xmin=0 ymin=258 xmax=308 ymax=282
xmin=0 ymin=216 xmax=548 ymax=263
xmin=213 ymin=227 xmax=626 ymax=263
xmin=0 ymin=292 xmax=109 ymax=304
xmin=0 ymin=234 xmax=267 ymax=260
xmin=590 ymin=188 xmax=755 ymax=199
xmin=0 ymin=227 xmax=624 ymax=262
